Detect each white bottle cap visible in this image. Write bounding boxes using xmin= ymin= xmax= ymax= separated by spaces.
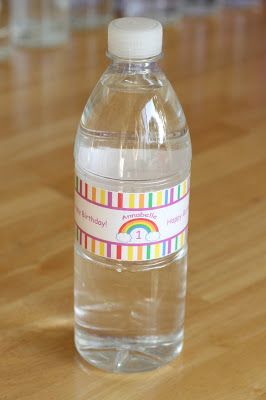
xmin=108 ymin=17 xmax=163 ymax=60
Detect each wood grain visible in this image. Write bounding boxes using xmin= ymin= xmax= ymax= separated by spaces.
xmin=1 ymin=6 xmax=266 ymax=400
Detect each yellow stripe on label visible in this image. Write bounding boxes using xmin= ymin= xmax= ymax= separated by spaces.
xmin=182 ymin=181 xmax=187 ymax=196
xmin=100 ymin=189 xmax=106 ymax=205
xmin=180 ymin=232 xmax=184 ymax=247
xmin=155 ymin=244 xmax=160 ymax=258
xmin=157 ymin=191 xmax=162 ymax=206
xmin=128 ymin=246 xmax=134 ymax=261
xmin=99 ymin=242 xmax=105 ymax=256
xmin=129 ymin=194 xmax=135 ymax=208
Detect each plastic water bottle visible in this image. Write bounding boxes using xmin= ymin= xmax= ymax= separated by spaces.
xmin=74 ymin=17 xmax=192 ymax=373
xmin=183 ymin=0 xmax=222 ymax=15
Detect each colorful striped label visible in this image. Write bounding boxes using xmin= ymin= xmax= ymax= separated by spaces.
xmin=75 ymin=174 xmax=190 ymax=261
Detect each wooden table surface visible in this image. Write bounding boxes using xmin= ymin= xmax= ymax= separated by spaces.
xmin=1 ymin=7 xmax=266 ymax=400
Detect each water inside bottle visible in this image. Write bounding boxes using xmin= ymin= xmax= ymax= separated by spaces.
xmin=74 ymin=124 xmax=190 ymax=372
xmin=75 ymin=242 xmax=187 ymax=373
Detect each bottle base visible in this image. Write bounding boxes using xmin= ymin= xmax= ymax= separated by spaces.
xmin=75 ymin=327 xmax=184 ymax=373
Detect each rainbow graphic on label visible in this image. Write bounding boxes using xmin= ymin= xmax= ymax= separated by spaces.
xmin=117 ymin=218 xmax=160 ymax=243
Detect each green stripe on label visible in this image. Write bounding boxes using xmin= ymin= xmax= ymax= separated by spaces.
xmin=148 ymin=193 xmax=153 ymax=207
xmin=178 ymin=184 xmax=181 ymax=199
xmin=146 ymin=246 xmax=151 ymax=259
xmin=76 ymin=176 xmax=78 ymax=191
xmin=175 ymin=235 xmax=178 ymax=250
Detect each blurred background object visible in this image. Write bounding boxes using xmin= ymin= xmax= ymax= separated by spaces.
xmin=71 ymin=0 xmax=113 ymax=30
xmin=183 ymin=0 xmax=222 ymax=16
xmin=10 ymin=0 xmax=70 ymax=48
xmin=0 ymin=0 xmax=9 ymax=59
xmin=5 ymin=0 xmax=264 ymax=52
xmin=224 ymin=0 xmax=262 ymax=8
xmin=115 ymin=0 xmax=183 ymax=25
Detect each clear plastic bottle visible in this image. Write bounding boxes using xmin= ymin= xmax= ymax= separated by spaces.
xmin=116 ymin=0 xmax=183 ymax=25
xmin=74 ymin=17 xmax=192 ymax=373
xmin=183 ymin=0 xmax=222 ymax=15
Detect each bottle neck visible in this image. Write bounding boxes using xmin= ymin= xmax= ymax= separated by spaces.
xmin=108 ymin=53 xmax=162 ymax=74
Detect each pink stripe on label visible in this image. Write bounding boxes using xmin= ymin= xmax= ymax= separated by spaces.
xmin=107 ymin=243 xmax=111 ymax=257
xmin=167 ymin=239 xmax=171 ymax=254
xmin=85 ymin=183 xmax=88 ymax=199
xmin=108 ymin=192 xmax=112 ymax=207
xmin=170 ymin=188 xmax=174 ymax=204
